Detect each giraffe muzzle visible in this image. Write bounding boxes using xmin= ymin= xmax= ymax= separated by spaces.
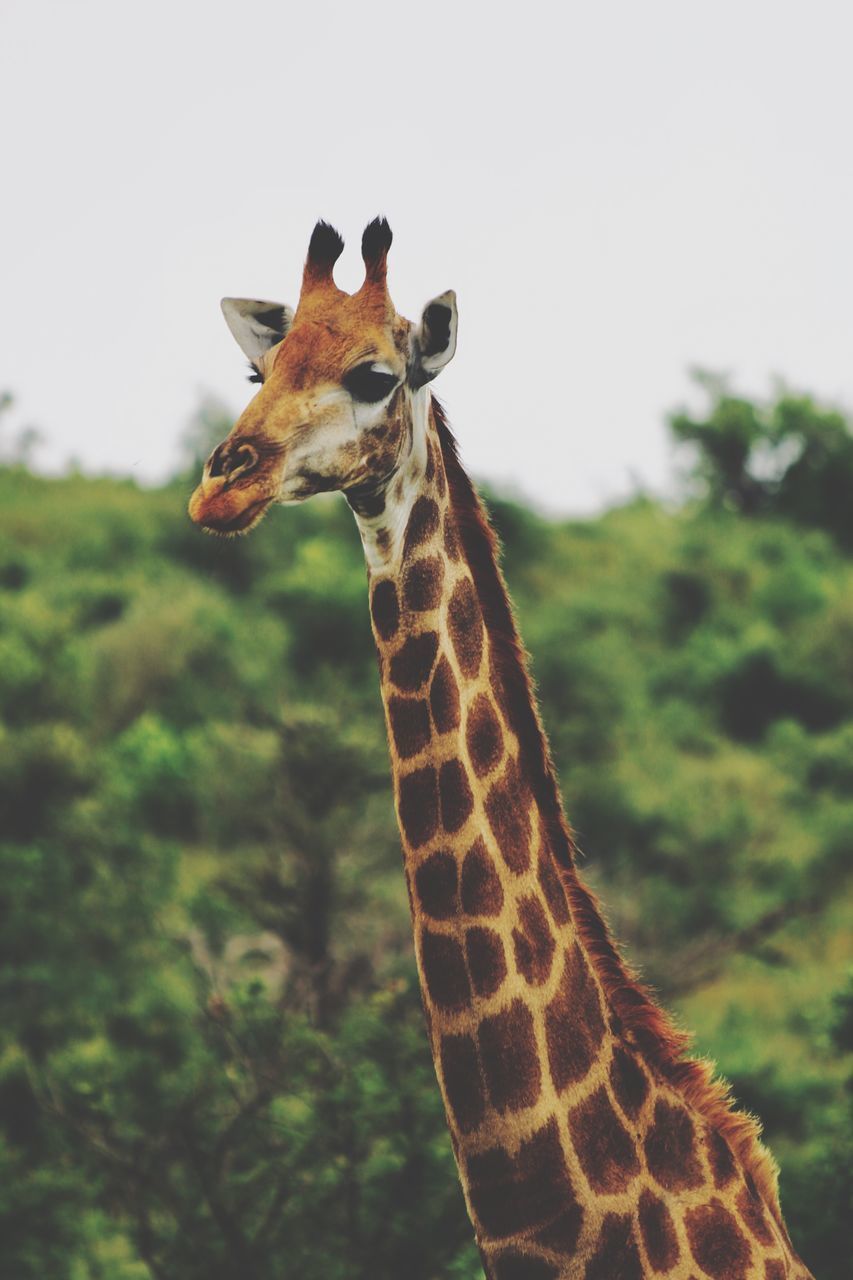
xmin=188 ymin=440 xmax=273 ymax=534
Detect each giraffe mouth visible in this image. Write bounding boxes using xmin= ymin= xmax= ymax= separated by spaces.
xmin=210 ymin=496 xmax=273 ymax=535
xmin=188 ymin=487 xmax=274 ymax=536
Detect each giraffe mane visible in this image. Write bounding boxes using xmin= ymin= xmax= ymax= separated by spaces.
xmin=432 ymin=397 xmax=785 ymax=1224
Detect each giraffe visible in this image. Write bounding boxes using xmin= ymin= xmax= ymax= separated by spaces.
xmin=188 ymin=219 xmax=814 ymax=1280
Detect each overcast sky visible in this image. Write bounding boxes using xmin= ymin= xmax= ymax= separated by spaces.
xmin=2 ymin=0 xmax=852 ymax=514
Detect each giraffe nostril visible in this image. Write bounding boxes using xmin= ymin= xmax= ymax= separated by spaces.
xmin=207 ymin=442 xmax=228 ymax=478
xmin=228 ymin=443 xmax=259 ymax=478
xmin=206 ymin=441 xmax=260 ymax=482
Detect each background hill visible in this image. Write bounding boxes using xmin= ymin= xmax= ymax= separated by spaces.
xmin=0 ymin=384 xmax=850 ymax=1278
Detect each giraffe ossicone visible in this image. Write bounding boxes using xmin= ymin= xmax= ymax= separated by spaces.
xmin=189 ymin=220 xmax=814 ymax=1280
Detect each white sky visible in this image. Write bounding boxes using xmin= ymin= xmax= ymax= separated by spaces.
xmin=2 ymin=0 xmax=852 ymax=514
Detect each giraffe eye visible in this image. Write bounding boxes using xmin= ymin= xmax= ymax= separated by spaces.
xmin=247 ymin=362 xmax=263 ymax=384
xmin=343 ymin=364 xmax=398 ymax=404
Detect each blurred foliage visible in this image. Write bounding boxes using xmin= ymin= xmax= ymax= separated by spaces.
xmin=671 ymin=370 xmax=853 ymax=548
xmin=0 ymin=382 xmax=851 ymax=1277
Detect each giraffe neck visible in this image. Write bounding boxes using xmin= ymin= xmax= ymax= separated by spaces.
xmin=351 ymin=399 xmax=807 ymax=1279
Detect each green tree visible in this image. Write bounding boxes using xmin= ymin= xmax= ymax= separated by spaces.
xmin=671 ymin=372 xmax=853 ymax=548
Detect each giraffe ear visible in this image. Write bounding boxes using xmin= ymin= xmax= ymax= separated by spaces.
xmin=220 ymin=298 xmax=294 ymax=361
xmin=409 ymin=290 xmax=458 ymax=389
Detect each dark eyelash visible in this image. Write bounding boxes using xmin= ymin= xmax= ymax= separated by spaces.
xmin=343 ymin=364 xmax=399 ymax=404
xmin=247 ymin=362 xmax=263 ymax=384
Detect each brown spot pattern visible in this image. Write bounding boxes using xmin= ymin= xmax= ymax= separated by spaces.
xmin=389 ymin=631 xmax=439 ymax=692
xmin=465 ymin=926 xmax=507 ymax=997
xmin=448 ymin=577 xmax=484 ymax=678
xmin=420 ymin=928 xmax=471 ymax=1011
xmin=737 ymin=1183 xmax=776 ymax=1247
xmin=706 ymin=1127 xmax=738 ymax=1189
xmin=485 ymin=759 xmax=531 ymax=874
xmin=444 ymin=512 xmax=461 ymax=560
xmin=638 ymin=1188 xmax=680 ymax=1273
xmin=429 ymin=654 xmax=460 ymax=733
xmin=569 ymin=1085 xmax=640 ymax=1193
xmin=488 ymin=647 xmax=510 ymax=716
xmin=467 ymin=1119 xmax=577 ymax=1239
xmin=534 ymin=1207 xmax=584 ymax=1255
xmin=440 ymin=1032 xmax=484 ymax=1133
xmin=478 ymin=999 xmax=541 ymax=1113
xmin=512 ymin=895 xmax=556 ymax=986
xmin=538 ymin=845 xmax=570 ymax=925
xmin=460 ymin=839 xmax=504 ymax=916
xmin=545 ymin=945 xmax=606 ymax=1092
xmin=685 ymin=1199 xmax=752 ymax=1280
xmin=403 ymin=495 xmax=439 ymax=555
xmin=370 ymin=579 xmax=399 ymax=640
xmin=388 ymin=695 xmax=430 ymax=759
xmin=644 ymin=1098 xmax=704 ymax=1192
xmin=398 ymin=766 xmax=438 ymax=848
xmin=609 ymin=1045 xmax=650 ymax=1120
xmin=764 ymin=1263 xmax=786 ymax=1280
xmin=439 ymin=758 xmax=474 ymax=832
xmin=466 ymin=694 xmax=504 ymax=777
xmin=403 ymin=555 xmax=444 ymax=612
xmin=414 ymin=850 xmax=457 ymax=919
xmin=435 ymin=455 xmax=447 ymax=499
xmin=583 ymin=1213 xmax=643 ymax=1280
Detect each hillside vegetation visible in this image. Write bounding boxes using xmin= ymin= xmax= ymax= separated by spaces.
xmin=0 ymin=384 xmax=850 ymax=1278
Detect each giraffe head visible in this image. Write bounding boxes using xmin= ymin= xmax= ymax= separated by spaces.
xmin=188 ymin=218 xmax=458 ymax=534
